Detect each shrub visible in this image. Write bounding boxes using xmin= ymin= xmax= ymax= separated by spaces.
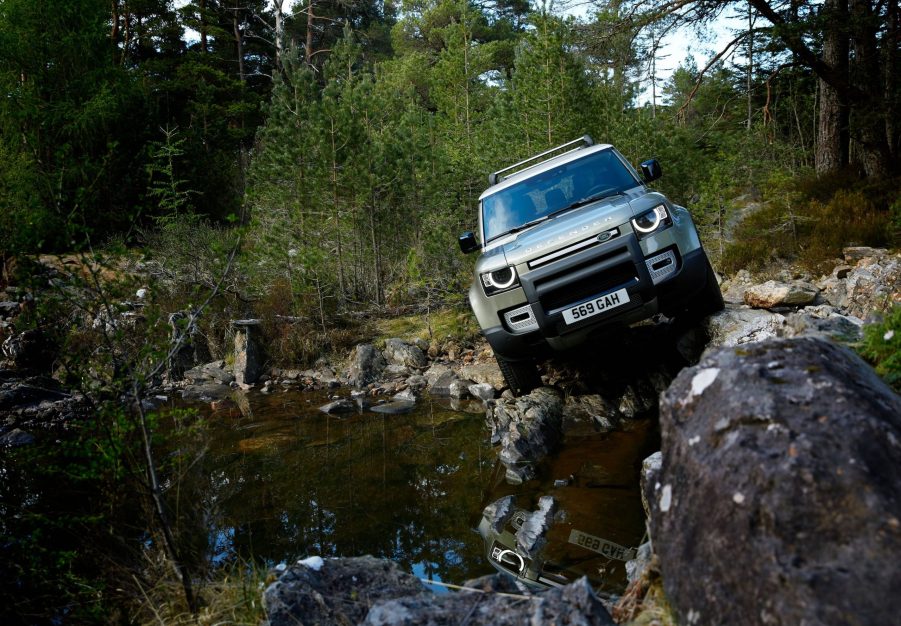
xmin=858 ymin=306 xmax=901 ymax=392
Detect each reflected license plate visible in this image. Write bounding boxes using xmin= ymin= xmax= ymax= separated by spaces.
xmin=568 ymin=529 xmax=637 ymax=561
xmin=562 ymin=287 xmax=629 ymax=325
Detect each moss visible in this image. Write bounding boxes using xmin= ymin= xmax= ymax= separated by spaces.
xmin=372 ymin=305 xmax=480 ymax=346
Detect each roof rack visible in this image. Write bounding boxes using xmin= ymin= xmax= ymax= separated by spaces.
xmin=488 ymin=135 xmax=594 ymax=186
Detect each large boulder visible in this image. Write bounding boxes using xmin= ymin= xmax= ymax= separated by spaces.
xmin=649 ymin=337 xmax=901 ymax=626
xmin=347 ymin=344 xmax=386 ymax=388
xmin=488 ymin=387 xmax=563 ymax=484
xmin=383 ymin=338 xmax=428 ymax=369
xmin=743 ymin=280 xmax=818 ymax=309
xmin=704 ymin=308 xmax=786 ymax=347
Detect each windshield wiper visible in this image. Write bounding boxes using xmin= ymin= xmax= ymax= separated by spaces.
xmin=548 ymin=191 xmax=625 ymax=218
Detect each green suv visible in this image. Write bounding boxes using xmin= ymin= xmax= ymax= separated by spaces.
xmin=459 ymin=136 xmax=723 ymax=395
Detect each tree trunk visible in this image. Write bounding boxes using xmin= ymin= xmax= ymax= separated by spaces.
xmin=815 ymin=0 xmax=849 ymax=174
xmin=305 ymin=1 xmax=314 ymax=66
xmin=848 ymin=0 xmax=892 ymax=177
xmin=886 ymin=0 xmax=900 ymax=159
xmin=233 ymin=14 xmax=245 ymax=81
xmin=200 ymin=0 xmax=208 ymax=53
xmin=274 ymin=0 xmax=285 ymax=70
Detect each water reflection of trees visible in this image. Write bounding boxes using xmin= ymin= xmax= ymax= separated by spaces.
xmin=172 ymin=395 xmax=495 ymax=585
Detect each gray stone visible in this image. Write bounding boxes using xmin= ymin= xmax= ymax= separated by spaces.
xmin=563 ymin=394 xmax=619 ymax=431
xmin=843 ymin=246 xmax=887 ymax=263
xmin=319 ymin=399 xmax=355 ymax=414
xmin=428 ymin=370 xmax=460 ymax=397
xmin=785 ymin=308 xmax=863 ymax=343
xmin=459 ymin=362 xmax=506 ymax=389
xmin=181 ymin=383 xmax=232 ymax=402
xmin=743 ymin=280 xmax=818 ymax=309
xmin=468 ymin=382 xmax=496 ymax=402
xmin=1 ymin=427 xmax=35 ymax=447
xmin=617 ymin=381 xmax=657 ymax=419
xmin=719 ymin=269 xmax=754 ymax=305
xmin=232 ymin=320 xmax=263 ymax=385
xmin=640 ymin=451 xmax=662 ymax=520
xmin=264 ymin=556 xmax=426 ymax=626
xmin=625 ymin=541 xmax=653 ymax=586
xmin=704 ymin=308 xmax=786 ymax=347
xmin=0 ymin=301 xmax=19 ymax=319
xmin=384 ymin=363 xmax=411 ymax=377
xmin=363 ymin=576 xmax=614 ymax=626
xmin=383 ymin=338 xmax=428 ymax=369
xmin=448 ymin=378 xmax=473 ymax=399
xmin=515 ymin=495 xmax=557 ymax=557
xmin=347 ymin=344 xmax=387 ymax=388
xmin=843 ymin=253 xmax=900 ymax=318
xmin=392 ymin=388 xmax=418 ymax=402
xmin=371 ymin=400 xmax=416 ymax=415
xmin=482 ymin=495 xmax=515 ymax=533
xmin=650 ymin=337 xmax=901 ymax=626
xmin=489 ymin=387 xmax=563 ymax=482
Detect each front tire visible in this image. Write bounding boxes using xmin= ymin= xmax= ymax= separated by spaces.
xmin=684 ymin=257 xmax=725 ymax=322
xmin=496 ymin=355 xmax=541 ymax=397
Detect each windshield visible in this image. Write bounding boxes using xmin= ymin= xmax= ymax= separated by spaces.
xmin=481 ymin=149 xmax=639 ymax=242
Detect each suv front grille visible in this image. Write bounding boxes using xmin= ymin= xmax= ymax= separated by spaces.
xmin=538 ymin=261 xmax=638 ymax=313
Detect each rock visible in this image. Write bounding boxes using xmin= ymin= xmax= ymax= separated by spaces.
xmin=371 ymin=400 xmax=415 ymax=415
xmin=640 ymin=451 xmax=662 ymax=519
xmin=383 ymin=338 xmax=428 ymax=369
xmin=392 ymin=388 xmax=418 ymax=402
xmin=704 ymin=308 xmax=786 ymax=347
xmin=264 ymin=556 xmax=426 ymax=626
xmin=405 ymin=374 xmax=428 ymax=392
xmin=166 ymin=311 xmax=212 ymax=381
xmin=482 ymin=495 xmax=515 ymax=533
xmin=363 ymin=576 xmax=614 ymax=626
xmin=785 ymin=307 xmax=863 ymax=343
xmin=624 ymin=541 xmax=653 ymax=585
xmin=319 ymin=399 xmax=355 ymax=414
xmin=515 ymin=495 xmax=557 ymax=557
xmin=1 ymin=329 xmax=56 ymax=372
xmin=428 ymin=370 xmax=460 ymax=397
xmin=468 ymin=382 xmax=496 ymax=403
xmin=0 ymin=301 xmax=20 ymax=319
xmin=563 ymin=394 xmax=619 ymax=431
xmin=719 ymin=269 xmax=754 ymax=305
xmin=448 ymin=378 xmax=473 ymax=399
xmin=347 ymin=344 xmax=387 ymax=388
xmin=843 ymin=253 xmax=900 ymax=318
xmin=616 ymin=381 xmax=657 ymax=419
xmin=489 ymin=387 xmax=563 ymax=482
xmin=843 ymin=246 xmax=887 ymax=263
xmin=423 ymin=363 xmax=451 ymax=386
xmin=232 ymin=320 xmax=263 ymax=386
xmin=384 ymin=364 xmax=410 ymax=378
xmin=181 ymin=383 xmax=232 ymax=402
xmin=743 ymin=280 xmax=818 ymax=309
xmin=459 ymin=362 xmax=506 ymax=389
xmin=650 ymin=337 xmax=901 ymax=626
xmin=184 ymin=361 xmax=234 ymax=385
xmin=1 ymin=427 xmax=35 ymax=447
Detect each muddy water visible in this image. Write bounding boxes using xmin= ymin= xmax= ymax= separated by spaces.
xmin=175 ymin=390 xmax=658 ymax=591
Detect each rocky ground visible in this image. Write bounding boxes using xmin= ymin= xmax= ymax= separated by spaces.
xmin=1 ymin=247 xmax=899 ymax=625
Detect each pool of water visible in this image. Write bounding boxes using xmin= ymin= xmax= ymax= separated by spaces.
xmin=172 ymin=391 xmax=497 ymax=587
xmin=172 ymin=389 xmax=659 ymax=592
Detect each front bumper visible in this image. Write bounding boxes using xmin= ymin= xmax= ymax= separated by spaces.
xmin=482 ymin=241 xmax=711 ymax=360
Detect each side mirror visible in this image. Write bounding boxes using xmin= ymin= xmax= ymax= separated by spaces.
xmin=458 ymin=231 xmax=480 ymax=254
xmin=640 ymin=159 xmax=662 ymax=182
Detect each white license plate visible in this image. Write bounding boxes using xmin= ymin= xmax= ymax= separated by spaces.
xmin=562 ymin=287 xmax=629 ymax=325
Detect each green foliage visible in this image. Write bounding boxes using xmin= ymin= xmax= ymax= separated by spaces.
xmin=859 ymin=307 xmax=901 ymax=391
xmin=721 ymin=175 xmax=894 ymax=274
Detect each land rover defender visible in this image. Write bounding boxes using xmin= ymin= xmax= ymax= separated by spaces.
xmin=459 ymin=136 xmax=724 ymax=395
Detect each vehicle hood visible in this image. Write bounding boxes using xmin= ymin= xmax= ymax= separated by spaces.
xmin=483 ymin=193 xmax=655 ymax=272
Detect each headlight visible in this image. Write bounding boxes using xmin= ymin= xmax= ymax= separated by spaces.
xmin=631 ymin=205 xmax=670 ymax=235
xmin=480 ymin=266 xmax=520 ymax=295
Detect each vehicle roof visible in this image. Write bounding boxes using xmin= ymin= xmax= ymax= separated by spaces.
xmin=478 ymin=143 xmax=614 ymax=201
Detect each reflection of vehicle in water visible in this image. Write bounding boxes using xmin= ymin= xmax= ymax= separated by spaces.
xmin=474 ymin=420 xmax=656 ymax=593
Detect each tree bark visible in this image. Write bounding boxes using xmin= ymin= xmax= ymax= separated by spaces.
xmin=815 ymin=0 xmax=849 ymax=174
xmin=233 ymin=13 xmax=245 ymax=81
xmin=306 ymin=1 xmax=314 ymax=66
xmin=886 ymin=0 xmax=900 ymax=159
xmin=849 ymin=0 xmax=891 ymax=177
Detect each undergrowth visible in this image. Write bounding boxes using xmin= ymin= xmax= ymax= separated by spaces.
xmin=858 ymin=306 xmax=901 ymax=392
xmin=720 ymin=171 xmax=898 ymax=274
